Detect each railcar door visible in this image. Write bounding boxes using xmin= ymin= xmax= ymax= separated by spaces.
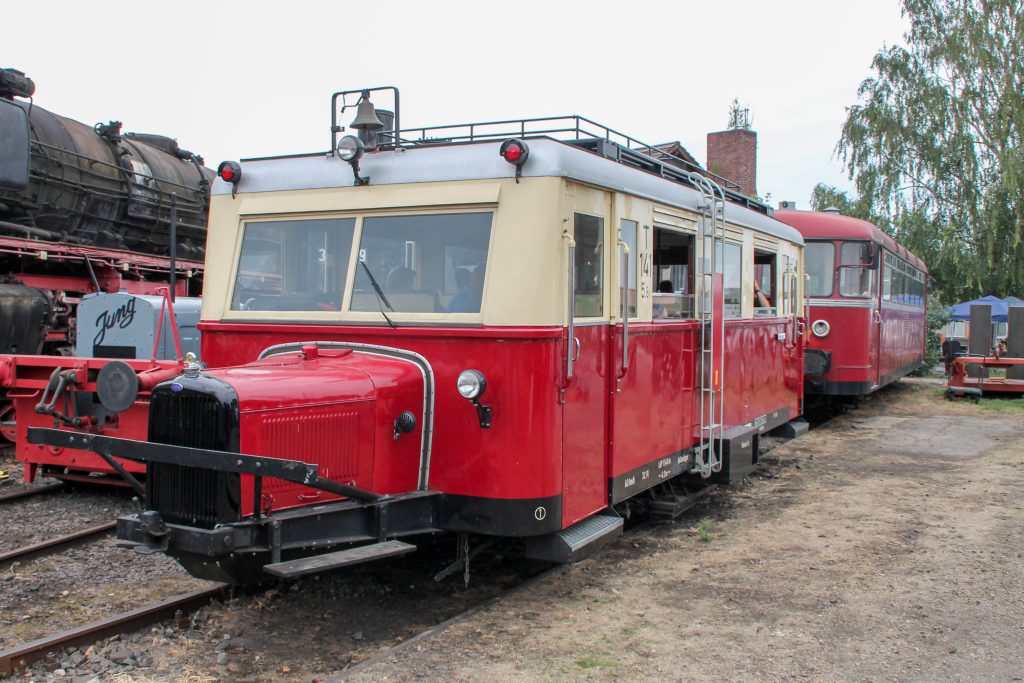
xmin=561 ymin=188 xmax=611 ymax=528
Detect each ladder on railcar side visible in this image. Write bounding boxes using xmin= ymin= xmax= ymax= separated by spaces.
xmin=689 ymin=173 xmax=726 ymax=478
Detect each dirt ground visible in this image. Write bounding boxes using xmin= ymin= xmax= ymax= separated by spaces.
xmin=345 ymin=379 xmax=1024 ymax=682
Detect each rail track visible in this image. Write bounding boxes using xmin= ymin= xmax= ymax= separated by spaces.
xmin=0 ymin=521 xmax=116 ymax=572
xmin=0 ymin=482 xmax=64 ymax=504
xmin=0 ymin=585 xmax=229 ymax=676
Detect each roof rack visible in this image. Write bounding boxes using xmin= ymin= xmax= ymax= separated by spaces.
xmin=396 ymin=116 xmax=769 ymax=216
xmin=331 ymin=88 xmax=770 ymax=216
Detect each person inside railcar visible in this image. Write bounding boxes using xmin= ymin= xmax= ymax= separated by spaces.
xmin=753 ymin=249 xmax=776 ymax=311
xmin=753 ymin=281 xmax=771 ymax=308
xmin=387 ymin=265 xmax=416 ymax=291
xmin=446 ymin=265 xmax=484 ymax=313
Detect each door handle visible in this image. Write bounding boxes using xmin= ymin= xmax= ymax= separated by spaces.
xmin=572 ymin=336 xmax=581 ymax=361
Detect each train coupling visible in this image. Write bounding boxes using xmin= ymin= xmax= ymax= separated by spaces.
xmin=116 ymin=510 xmax=170 ymax=555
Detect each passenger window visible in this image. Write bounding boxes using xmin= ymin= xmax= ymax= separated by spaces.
xmin=620 ymin=219 xmax=638 ymax=318
xmin=882 ymin=256 xmax=892 ymax=301
xmin=231 ymin=218 xmax=356 ymax=311
xmin=652 ymin=227 xmax=694 ymax=319
xmin=754 ymin=249 xmax=777 ymax=316
xmin=838 ymin=242 xmax=875 ymax=298
xmin=715 ymin=241 xmax=742 ymax=318
xmin=573 ymin=213 xmax=604 ymax=317
xmin=351 ymin=212 xmax=492 ymax=314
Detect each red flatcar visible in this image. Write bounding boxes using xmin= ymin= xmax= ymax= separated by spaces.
xmin=31 ymin=88 xmax=808 ymax=583
xmin=775 ymin=208 xmax=927 ymax=398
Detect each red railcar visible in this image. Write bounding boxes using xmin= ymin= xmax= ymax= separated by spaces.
xmin=775 ymin=209 xmax=927 ymax=397
xmin=31 ymin=88 xmax=808 ymax=583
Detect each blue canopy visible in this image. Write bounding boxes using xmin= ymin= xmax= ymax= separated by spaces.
xmin=946 ymin=295 xmax=1023 ymax=322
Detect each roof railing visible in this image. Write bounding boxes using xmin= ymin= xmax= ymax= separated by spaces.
xmin=330 ymin=88 xmax=766 ymax=215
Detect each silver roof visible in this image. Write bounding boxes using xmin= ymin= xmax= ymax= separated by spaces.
xmin=213 ymin=139 xmax=804 ymax=245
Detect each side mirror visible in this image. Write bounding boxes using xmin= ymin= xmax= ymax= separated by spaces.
xmin=0 ymin=99 xmax=30 ymax=190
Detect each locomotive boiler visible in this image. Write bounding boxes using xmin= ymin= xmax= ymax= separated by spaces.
xmin=0 ymin=67 xmax=211 ymax=358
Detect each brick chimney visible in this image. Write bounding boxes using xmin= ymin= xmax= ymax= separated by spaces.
xmin=706 ymin=128 xmax=757 ymax=198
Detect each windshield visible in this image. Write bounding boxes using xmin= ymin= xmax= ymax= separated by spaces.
xmin=350 ymin=212 xmax=493 ymax=314
xmin=231 ymin=218 xmax=355 ymax=311
xmin=806 ymin=242 xmax=835 ymax=297
xmin=838 ymin=241 xmax=875 ymax=298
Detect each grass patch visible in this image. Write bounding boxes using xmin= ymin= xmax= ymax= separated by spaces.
xmin=930 ymin=386 xmax=1024 ymax=412
xmin=697 ymin=517 xmax=713 ymax=543
xmin=576 ymin=655 xmax=619 ymax=670
xmin=980 ymin=396 xmax=1024 ymax=412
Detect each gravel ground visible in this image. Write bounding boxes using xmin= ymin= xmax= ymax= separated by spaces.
xmin=1 ymin=449 xmax=214 ymax=679
xmin=6 ymin=379 xmax=1022 ymax=682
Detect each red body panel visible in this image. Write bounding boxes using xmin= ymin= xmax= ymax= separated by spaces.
xmin=205 ymin=350 xmax=424 ymax=514
xmin=200 ymin=324 xmax=564 ymax=504
xmin=200 ymin=314 xmax=803 ymax=529
xmin=561 ymin=324 xmax=609 ymax=527
xmin=879 ymin=303 xmax=927 ymax=381
xmin=608 ymin=322 xmax=697 ymax=482
xmin=807 ymin=306 xmax=876 ymax=386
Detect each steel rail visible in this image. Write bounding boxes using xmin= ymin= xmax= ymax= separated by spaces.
xmin=0 ymin=584 xmax=229 ymax=676
xmin=0 ymin=482 xmax=64 ymax=504
xmin=0 ymin=521 xmax=115 ymax=571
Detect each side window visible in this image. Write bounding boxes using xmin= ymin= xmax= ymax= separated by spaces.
xmin=232 ymin=217 xmax=356 ymax=311
xmin=754 ymin=249 xmax=777 ymax=316
xmin=574 ymin=213 xmax=604 ymax=318
xmin=882 ymin=255 xmax=892 ymax=301
xmin=620 ymin=219 xmax=638 ymax=318
xmin=652 ymin=227 xmax=694 ymax=319
xmin=715 ymin=241 xmax=742 ymax=318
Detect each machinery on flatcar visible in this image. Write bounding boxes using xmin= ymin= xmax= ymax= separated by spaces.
xmin=0 ymin=68 xmax=210 ymax=469
xmin=30 ymin=87 xmax=807 ymax=583
xmin=775 ymin=208 xmax=927 ymax=399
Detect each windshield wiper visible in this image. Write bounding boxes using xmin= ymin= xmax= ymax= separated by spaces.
xmin=359 ymin=259 xmax=397 ymax=328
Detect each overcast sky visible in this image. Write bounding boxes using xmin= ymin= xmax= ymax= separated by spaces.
xmin=5 ymin=0 xmax=907 ymax=208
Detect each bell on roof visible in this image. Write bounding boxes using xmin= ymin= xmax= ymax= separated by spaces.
xmin=351 ymin=91 xmax=384 ymax=131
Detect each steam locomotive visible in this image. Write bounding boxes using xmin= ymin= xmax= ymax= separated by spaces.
xmin=0 ymin=68 xmax=210 ymax=359
xmin=0 ymin=68 xmax=210 ymax=445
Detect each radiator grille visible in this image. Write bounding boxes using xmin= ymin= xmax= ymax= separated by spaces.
xmin=147 ymin=385 xmax=240 ymax=529
xmin=256 ymin=406 xmax=362 ymax=486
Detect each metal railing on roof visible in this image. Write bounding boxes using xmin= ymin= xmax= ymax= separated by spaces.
xmin=328 ymin=86 xmax=765 ymax=215
xmin=386 ymin=115 xmax=772 ymax=214
xmin=393 ymin=114 xmax=741 ymax=191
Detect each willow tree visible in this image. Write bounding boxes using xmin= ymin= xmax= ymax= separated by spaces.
xmin=838 ymin=0 xmax=1024 ymax=301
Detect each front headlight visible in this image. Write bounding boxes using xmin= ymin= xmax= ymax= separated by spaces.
xmin=811 ymin=319 xmax=831 ymax=338
xmin=457 ymin=369 xmax=487 ymax=400
xmin=336 ymin=135 xmax=364 ymax=162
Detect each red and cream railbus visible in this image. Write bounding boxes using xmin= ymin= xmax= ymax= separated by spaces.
xmin=775 ymin=208 xmax=927 ymax=397
xmin=32 ymin=88 xmax=806 ymax=582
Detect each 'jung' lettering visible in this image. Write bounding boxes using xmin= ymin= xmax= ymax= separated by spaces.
xmin=93 ymin=297 xmax=137 ymax=345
